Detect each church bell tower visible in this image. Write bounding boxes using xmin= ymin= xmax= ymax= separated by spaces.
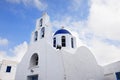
xmin=30 ymin=13 xmax=52 ymax=44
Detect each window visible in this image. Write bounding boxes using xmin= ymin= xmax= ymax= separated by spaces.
xmin=34 ymin=31 xmax=38 ymax=41
xmin=116 ymin=72 xmax=120 ymax=80
xmin=6 ymin=66 xmax=11 ymax=72
xmin=40 ymin=18 xmax=43 ymax=27
xmin=61 ymin=36 xmax=66 ymax=47
xmin=27 ymin=75 xmax=38 ymax=80
xmin=53 ymin=37 xmax=56 ymax=47
xmin=41 ymin=27 xmax=45 ymax=38
xmin=71 ymin=38 xmax=74 ymax=48
xmin=30 ymin=53 xmax=39 ymax=68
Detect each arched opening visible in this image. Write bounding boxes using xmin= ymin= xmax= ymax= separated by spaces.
xmin=40 ymin=18 xmax=43 ymax=27
xmin=41 ymin=27 xmax=45 ymax=38
xmin=53 ymin=37 xmax=56 ymax=47
xmin=30 ymin=53 xmax=39 ymax=68
xmin=71 ymin=38 xmax=74 ymax=48
xmin=34 ymin=31 xmax=38 ymax=41
xmin=61 ymin=36 xmax=66 ymax=47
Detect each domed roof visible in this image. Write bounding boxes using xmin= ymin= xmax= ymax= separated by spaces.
xmin=54 ymin=28 xmax=71 ymax=36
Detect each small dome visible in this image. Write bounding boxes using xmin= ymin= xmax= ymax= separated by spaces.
xmin=54 ymin=29 xmax=71 ymax=36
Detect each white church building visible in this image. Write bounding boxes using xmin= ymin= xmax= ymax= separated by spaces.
xmin=15 ymin=13 xmax=104 ymax=80
xmin=104 ymin=61 xmax=120 ymax=80
xmin=0 ymin=60 xmax=17 ymax=80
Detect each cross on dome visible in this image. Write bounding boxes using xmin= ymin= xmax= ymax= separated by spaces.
xmin=61 ymin=26 xmax=64 ymax=29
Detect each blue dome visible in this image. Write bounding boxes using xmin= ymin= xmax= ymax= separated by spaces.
xmin=54 ymin=29 xmax=71 ymax=36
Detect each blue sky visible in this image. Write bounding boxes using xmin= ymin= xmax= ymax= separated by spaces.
xmin=0 ymin=0 xmax=120 ymax=66
xmin=0 ymin=0 xmax=89 ymax=55
xmin=0 ymin=0 xmax=89 ymax=45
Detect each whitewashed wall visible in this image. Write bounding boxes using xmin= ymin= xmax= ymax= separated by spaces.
xmin=0 ymin=60 xmax=17 ymax=80
xmin=15 ymin=39 xmax=104 ymax=80
xmin=104 ymin=61 xmax=120 ymax=80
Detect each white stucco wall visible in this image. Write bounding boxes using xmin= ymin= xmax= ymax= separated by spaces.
xmin=15 ymin=39 xmax=104 ymax=80
xmin=15 ymin=13 xmax=104 ymax=80
xmin=30 ymin=13 xmax=52 ymax=45
xmin=62 ymin=46 xmax=104 ymax=80
xmin=15 ymin=39 xmax=64 ymax=80
xmin=104 ymin=61 xmax=120 ymax=80
xmin=53 ymin=34 xmax=76 ymax=48
xmin=0 ymin=60 xmax=17 ymax=80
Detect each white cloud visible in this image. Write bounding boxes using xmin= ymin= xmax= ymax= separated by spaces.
xmin=2 ymin=0 xmax=120 ymax=66
xmin=0 ymin=41 xmax=28 ymax=62
xmin=88 ymin=37 xmax=120 ymax=66
xmin=52 ymin=15 xmax=87 ymax=32
xmin=88 ymin=0 xmax=120 ymax=40
xmin=52 ymin=0 xmax=120 ymax=66
xmin=0 ymin=37 xmax=9 ymax=46
xmin=84 ymin=0 xmax=120 ymax=65
xmin=10 ymin=41 xmax=28 ymax=62
xmin=0 ymin=51 xmax=6 ymax=61
xmin=6 ymin=0 xmax=47 ymax=11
